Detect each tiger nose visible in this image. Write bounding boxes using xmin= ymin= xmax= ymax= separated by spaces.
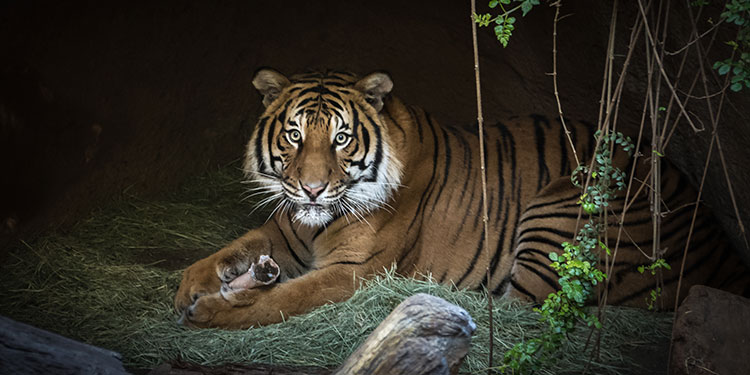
xmin=302 ymin=182 xmax=327 ymax=200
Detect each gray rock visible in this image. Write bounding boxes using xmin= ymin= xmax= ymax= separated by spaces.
xmin=669 ymin=285 xmax=750 ymax=375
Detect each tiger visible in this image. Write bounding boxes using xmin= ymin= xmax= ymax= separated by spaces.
xmin=175 ymin=69 xmax=750 ymax=329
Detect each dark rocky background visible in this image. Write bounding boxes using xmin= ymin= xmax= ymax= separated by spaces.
xmin=1 ymin=0 xmax=749 ymax=265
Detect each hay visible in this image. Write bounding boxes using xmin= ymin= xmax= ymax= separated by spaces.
xmin=0 ymin=163 xmax=672 ymax=374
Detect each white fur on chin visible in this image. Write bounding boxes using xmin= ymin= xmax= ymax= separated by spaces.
xmin=294 ymin=205 xmax=334 ymax=226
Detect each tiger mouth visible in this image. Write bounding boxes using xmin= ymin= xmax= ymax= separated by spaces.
xmin=296 ymin=201 xmax=330 ymax=213
xmin=292 ymin=200 xmax=335 ymax=226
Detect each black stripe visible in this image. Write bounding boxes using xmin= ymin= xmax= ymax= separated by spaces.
xmin=429 ymin=125 xmax=452 ymax=215
xmin=324 ymin=248 xmax=385 ymax=267
xmin=363 ymin=110 xmax=384 ymax=182
xmin=407 ymin=112 xmax=440 ymax=232
xmin=298 ymin=85 xmax=343 ymax=101
xmin=520 ymin=212 xmax=582 ymax=224
xmin=494 ymin=275 xmax=511 ymax=294
xmin=486 ymin=197 xmax=511 ymax=288
xmin=515 ymin=248 xmax=549 ymax=259
xmin=313 ymin=225 xmax=327 ymax=241
xmin=274 ymin=218 xmax=307 ymax=271
xmin=614 ymin=230 xmax=722 ymax=304
xmin=510 ymin=279 xmax=537 ymax=300
xmin=438 ymin=270 xmax=448 ymax=283
xmin=517 ymin=226 xmax=576 ymax=242
xmin=522 ymin=193 xmax=582 ymax=213
xmin=517 ymin=262 xmax=559 ymax=291
xmin=397 ymin=226 xmax=422 ymax=267
xmin=325 ymin=98 xmax=344 ymax=111
xmin=266 ymin=117 xmax=278 ymax=172
xmin=383 ymin=110 xmax=405 ymax=138
xmin=557 ymin=117 xmax=569 ymax=176
xmin=495 ymin=121 xmax=517 ymax=194
xmin=456 ymin=231 xmax=484 ymax=288
xmin=580 ymin=120 xmax=597 ymax=160
xmin=493 ymin=139 xmax=505 ymax=223
xmin=288 ymin=212 xmax=312 ymax=255
xmin=254 ymin=117 xmax=269 ymax=174
xmin=447 ymin=126 xmax=471 ymax=208
xmin=531 ymin=115 xmax=551 ymax=191
xmin=406 ymin=106 xmax=424 ymax=143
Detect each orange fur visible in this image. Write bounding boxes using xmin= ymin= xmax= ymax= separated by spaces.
xmin=175 ymin=70 xmax=749 ymax=329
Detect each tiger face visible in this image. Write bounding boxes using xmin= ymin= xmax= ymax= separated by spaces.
xmin=243 ymin=69 xmax=403 ymax=227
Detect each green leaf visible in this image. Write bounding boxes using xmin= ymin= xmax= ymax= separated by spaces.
xmin=731 ymin=82 xmax=743 ymax=91
xmin=638 ymin=265 xmax=645 ymax=274
xmin=719 ymin=64 xmax=732 ymax=75
xmin=521 ymin=2 xmax=533 ymax=15
xmin=489 ymin=0 xmax=499 ymax=8
xmin=549 ymin=252 xmax=558 ymax=261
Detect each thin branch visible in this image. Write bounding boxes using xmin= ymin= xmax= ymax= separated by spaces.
xmin=664 ymin=19 xmax=723 ymax=56
xmin=636 ymin=0 xmax=704 ymax=133
xmin=469 ymin=1 xmax=494 ymax=371
xmin=684 ymin=4 xmax=750 ymax=253
xmin=551 ymin=0 xmax=580 ymax=168
xmin=672 ymin=133 xmax=715 ymax=311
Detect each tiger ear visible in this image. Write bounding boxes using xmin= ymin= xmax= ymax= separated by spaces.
xmin=354 ymin=71 xmax=393 ymax=112
xmin=252 ymin=68 xmax=291 ymax=107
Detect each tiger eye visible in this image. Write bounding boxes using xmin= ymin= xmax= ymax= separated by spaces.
xmin=335 ymin=133 xmax=350 ymax=145
xmin=288 ymin=130 xmax=301 ymax=142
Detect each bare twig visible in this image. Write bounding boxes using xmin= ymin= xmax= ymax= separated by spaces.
xmin=469 ymin=1 xmax=493 ymax=371
xmin=636 ymin=0 xmax=704 ymax=133
xmin=664 ymin=20 xmax=723 ymax=56
xmin=715 ymin=135 xmax=750 ymax=251
xmin=551 ymin=0 xmax=580 ymax=168
xmin=672 ymin=134 xmax=715 ymax=311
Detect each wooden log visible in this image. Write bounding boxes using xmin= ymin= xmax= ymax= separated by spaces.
xmin=0 ymin=315 xmax=128 ymax=374
xmin=334 ymin=293 xmax=476 ymax=375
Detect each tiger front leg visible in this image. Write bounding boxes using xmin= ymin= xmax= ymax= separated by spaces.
xmin=181 ymin=227 xmax=397 ymax=328
xmin=174 ymin=230 xmax=273 ymax=314
xmin=181 ymin=262 xmax=369 ymax=329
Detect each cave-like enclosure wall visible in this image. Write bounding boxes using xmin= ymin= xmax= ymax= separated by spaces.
xmin=2 ymin=1 xmax=748 ymax=264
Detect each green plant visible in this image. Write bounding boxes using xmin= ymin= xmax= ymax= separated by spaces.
xmin=712 ymin=0 xmax=750 ymax=91
xmin=638 ymin=258 xmax=672 ymax=310
xmin=473 ymin=0 xmax=540 ymax=47
xmin=499 ymin=131 xmax=634 ymax=373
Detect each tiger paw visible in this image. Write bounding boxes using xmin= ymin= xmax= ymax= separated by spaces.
xmin=216 ymin=252 xmax=252 ymax=284
xmin=180 ymin=288 xmax=267 ymax=329
xmin=174 ymin=256 xmax=224 ymax=313
xmin=180 ymin=292 xmax=230 ymax=328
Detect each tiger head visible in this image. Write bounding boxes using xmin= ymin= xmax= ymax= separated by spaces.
xmin=243 ymin=69 xmax=403 ymax=227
